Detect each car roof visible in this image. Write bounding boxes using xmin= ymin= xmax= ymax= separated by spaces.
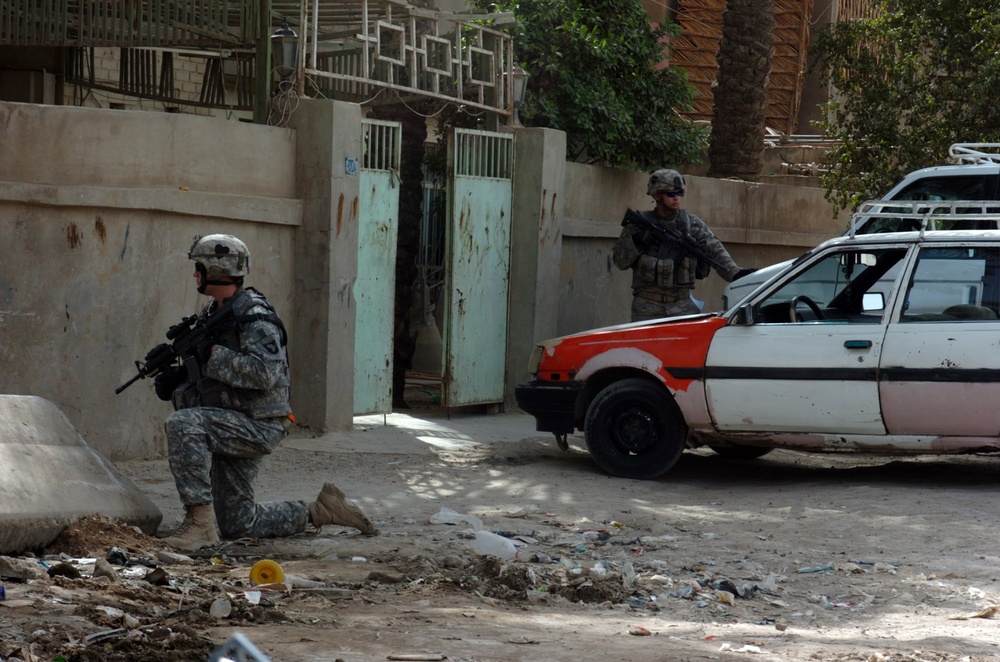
xmin=882 ymin=162 xmax=1000 ymax=197
xmin=821 ymin=228 xmax=1000 ymax=250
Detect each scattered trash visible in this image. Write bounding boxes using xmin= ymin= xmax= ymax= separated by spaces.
xmin=628 ymin=626 xmax=652 ymax=636
xmin=711 ymin=579 xmax=740 ymax=595
xmin=797 ymin=563 xmax=834 ymax=574
xmin=428 ymin=507 xmax=483 ymax=530
xmin=582 ymin=530 xmax=611 ymax=541
xmin=0 ymin=586 xmax=5 ymax=601
xmin=351 ymin=556 xmax=368 ymax=563
xmin=209 ymin=597 xmax=232 ymax=618
xmin=105 ymin=547 xmax=129 ymax=565
xmin=249 ymin=559 xmax=285 ymax=585
xmin=83 ymin=628 xmax=128 ymax=645
xmin=386 ymin=655 xmax=446 ymax=661
xmin=621 ymin=561 xmax=636 ymax=590
xmin=471 ymin=530 xmax=519 ymax=560
xmin=505 ymin=505 xmax=540 ymax=518
xmin=949 ymin=604 xmax=999 ymax=620
xmin=209 ymin=632 xmax=271 ymax=662
xmin=719 ymin=642 xmax=764 ymax=654
xmin=285 ymin=575 xmax=325 ymax=588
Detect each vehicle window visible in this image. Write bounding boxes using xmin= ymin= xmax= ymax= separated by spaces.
xmin=858 ymin=176 xmax=998 ymax=234
xmin=901 ymin=246 xmax=1000 ymax=322
xmin=755 ymin=248 xmax=908 ymax=324
xmin=893 ymin=176 xmax=993 ymax=201
xmin=858 ymin=204 xmax=1000 ymax=235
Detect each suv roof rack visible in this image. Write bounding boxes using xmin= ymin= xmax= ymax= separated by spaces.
xmin=851 ymin=199 xmax=1000 ymax=238
xmin=948 ymin=143 xmax=1000 ymax=164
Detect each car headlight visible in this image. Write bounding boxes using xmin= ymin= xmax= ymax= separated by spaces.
xmin=527 ymin=346 xmax=543 ymax=374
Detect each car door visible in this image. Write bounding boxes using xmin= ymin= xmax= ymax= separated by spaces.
xmin=879 ymin=242 xmax=1000 ymax=437
xmin=705 ymin=245 xmax=909 ymax=434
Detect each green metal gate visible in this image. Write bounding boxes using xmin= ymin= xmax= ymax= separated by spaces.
xmin=354 ymin=119 xmax=401 ymax=415
xmin=442 ymin=128 xmax=514 ymax=408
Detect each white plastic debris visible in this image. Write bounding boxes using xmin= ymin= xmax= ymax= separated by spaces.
xmin=428 ymin=507 xmax=483 ymax=530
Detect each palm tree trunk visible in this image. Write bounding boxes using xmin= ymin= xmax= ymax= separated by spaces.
xmin=708 ymin=0 xmax=775 ymax=179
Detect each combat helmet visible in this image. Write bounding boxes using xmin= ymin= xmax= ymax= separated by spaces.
xmin=647 ymin=169 xmax=686 ymax=196
xmin=189 ymin=234 xmax=250 ymax=291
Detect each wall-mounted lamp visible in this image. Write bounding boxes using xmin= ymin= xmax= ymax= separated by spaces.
xmin=271 ymin=19 xmax=299 ymax=93
xmin=511 ymin=63 xmax=529 ymax=126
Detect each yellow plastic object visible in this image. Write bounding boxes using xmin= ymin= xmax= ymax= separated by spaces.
xmin=249 ymin=559 xmax=285 ymax=585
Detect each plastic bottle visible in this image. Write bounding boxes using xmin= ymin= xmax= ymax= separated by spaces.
xmin=471 ymin=530 xmax=519 ymax=560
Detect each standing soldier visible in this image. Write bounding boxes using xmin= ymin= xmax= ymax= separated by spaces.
xmin=613 ymin=169 xmax=754 ymax=321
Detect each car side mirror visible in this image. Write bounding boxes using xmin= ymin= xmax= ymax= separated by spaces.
xmin=862 ymin=292 xmax=885 ymax=312
xmin=735 ymin=303 xmax=756 ymax=325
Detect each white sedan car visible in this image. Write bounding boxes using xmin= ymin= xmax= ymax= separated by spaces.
xmin=516 ymin=229 xmax=1000 ymax=479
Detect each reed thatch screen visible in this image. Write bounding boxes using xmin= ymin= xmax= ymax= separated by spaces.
xmin=836 ymin=0 xmax=876 ymax=21
xmin=670 ymin=0 xmax=813 ymax=136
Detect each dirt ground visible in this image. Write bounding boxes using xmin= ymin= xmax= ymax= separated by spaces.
xmin=4 ymin=397 xmax=1000 ymax=661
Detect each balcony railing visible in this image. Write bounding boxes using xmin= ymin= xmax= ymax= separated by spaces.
xmin=1 ymin=0 xmax=515 ymax=119
xmin=0 ymin=0 xmax=258 ymax=47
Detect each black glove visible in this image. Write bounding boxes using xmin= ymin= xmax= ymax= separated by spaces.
xmin=733 ymin=268 xmax=757 ymax=280
xmin=144 ymin=343 xmax=171 ymax=363
xmin=633 ymin=230 xmax=655 ymax=252
xmin=196 ymin=338 xmax=216 ymax=364
xmin=153 ymin=369 xmax=184 ymax=401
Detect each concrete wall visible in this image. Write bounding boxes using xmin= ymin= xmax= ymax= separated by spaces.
xmin=1 ymin=102 xmax=850 ymax=456
xmin=0 ymin=102 xmax=301 ymax=461
xmin=551 ymin=165 xmax=850 ymax=336
xmin=286 ymin=99 xmax=363 ymax=430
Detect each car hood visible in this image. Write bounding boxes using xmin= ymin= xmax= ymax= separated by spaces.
xmin=534 ymin=314 xmax=728 ymax=381
xmin=723 ymin=259 xmax=792 ymax=307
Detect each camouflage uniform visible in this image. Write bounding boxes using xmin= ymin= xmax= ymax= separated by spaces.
xmin=165 ymin=287 xmax=302 ymax=539
xmin=613 ymin=208 xmax=742 ymax=322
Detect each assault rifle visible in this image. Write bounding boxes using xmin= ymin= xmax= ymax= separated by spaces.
xmin=115 ymin=300 xmax=235 ymax=395
xmin=621 ymin=208 xmax=730 ymax=273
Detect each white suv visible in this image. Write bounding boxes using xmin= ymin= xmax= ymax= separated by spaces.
xmin=722 ymin=143 xmax=1000 ymax=308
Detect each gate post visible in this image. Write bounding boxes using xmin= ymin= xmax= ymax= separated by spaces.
xmin=506 ymin=127 xmax=567 ymax=407
xmin=287 ymin=99 xmax=363 ymax=430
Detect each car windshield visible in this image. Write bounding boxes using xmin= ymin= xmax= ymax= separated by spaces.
xmin=754 ymin=248 xmax=908 ymax=324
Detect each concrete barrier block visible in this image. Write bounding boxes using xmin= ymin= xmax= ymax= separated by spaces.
xmin=0 ymin=394 xmax=162 ymax=554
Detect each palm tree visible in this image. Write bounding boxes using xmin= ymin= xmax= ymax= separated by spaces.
xmin=708 ymin=0 xmax=774 ymax=179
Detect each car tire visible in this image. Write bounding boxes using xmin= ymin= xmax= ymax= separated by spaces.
xmin=584 ymin=377 xmax=686 ymax=480
xmin=708 ymin=444 xmax=774 ymax=460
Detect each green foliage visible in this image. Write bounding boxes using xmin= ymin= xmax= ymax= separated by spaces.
xmin=812 ymin=0 xmax=1000 ymax=210
xmin=474 ymin=0 xmax=707 ymax=170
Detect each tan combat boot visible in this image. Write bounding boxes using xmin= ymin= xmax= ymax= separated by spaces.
xmin=160 ymin=504 xmax=220 ymax=551
xmin=309 ymin=483 xmax=378 ymax=535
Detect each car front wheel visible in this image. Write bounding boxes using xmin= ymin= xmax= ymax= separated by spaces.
xmin=584 ymin=377 xmax=686 ymax=479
